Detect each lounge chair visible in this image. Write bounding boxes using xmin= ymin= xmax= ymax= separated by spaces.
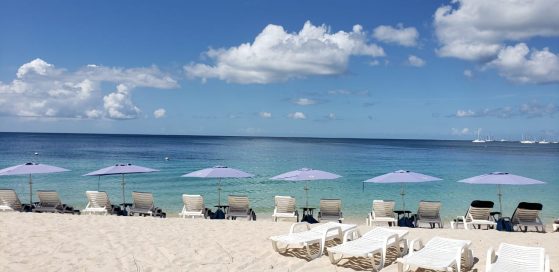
xmin=511 ymin=202 xmax=545 ymax=232
xmin=270 ymin=222 xmax=357 ymax=260
xmin=327 ymin=227 xmax=409 ymax=270
xmin=396 ymin=236 xmax=474 ymax=272
xmin=450 ymin=200 xmax=496 ymax=230
xmin=129 ymin=191 xmax=164 ymax=217
xmin=415 ymin=200 xmax=443 ymax=228
xmin=225 ymin=195 xmax=253 ymax=220
xmin=318 ymin=199 xmax=343 ymax=223
xmin=83 ymin=191 xmax=116 ymax=215
xmin=272 ymin=195 xmax=298 ymax=222
xmin=0 ymin=189 xmax=23 ymax=212
xmin=179 ymin=194 xmax=207 ymax=219
xmin=33 ymin=190 xmax=75 ymax=214
xmin=486 ymin=243 xmax=550 ymax=272
xmin=366 ymin=200 xmax=397 ymax=227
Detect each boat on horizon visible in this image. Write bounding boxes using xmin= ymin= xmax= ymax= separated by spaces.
xmin=520 ymin=134 xmax=535 ymax=144
xmin=472 ymin=129 xmax=485 ymax=143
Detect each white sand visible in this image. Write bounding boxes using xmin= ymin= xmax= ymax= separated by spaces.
xmin=0 ymin=213 xmax=557 ymax=271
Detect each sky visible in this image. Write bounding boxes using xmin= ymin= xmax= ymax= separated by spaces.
xmin=1 ymin=0 xmax=558 ymax=140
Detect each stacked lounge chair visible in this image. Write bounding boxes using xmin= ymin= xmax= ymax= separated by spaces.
xmin=486 ymin=243 xmax=550 ymax=272
xmin=511 ymin=202 xmax=545 ymax=232
xmin=0 ymin=189 xmax=23 ymax=212
xmin=226 ymin=195 xmax=253 ymax=220
xmin=318 ymin=199 xmax=343 ymax=223
xmin=129 ymin=191 xmax=165 ymax=217
xmin=415 ymin=200 xmax=443 ymax=228
xmin=396 ymin=237 xmax=474 ymax=272
xmin=179 ymin=194 xmax=207 ymax=219
xmin=83 ymin=191 xmax=116 ymax=215
xmin=366 ymin=200 xmax=397 ymax=227
xmin=272 ymin=195 xmax=298 ymax=222
xmin=451 ymin=200 xmax=496 ymax=230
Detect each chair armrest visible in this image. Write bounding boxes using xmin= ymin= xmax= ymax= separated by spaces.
xmin=342 ymin=228 xmax=361 ymax=242
xmin=545 ymin=254 xmax=550 ymax=272
xmin=407 ymin=239 xmax=423 ymax=256
xmin=289 ymin=222 xmax=311 ymax=234
xmin=486 ymin=247 xmax=496 ymax=272
xmin=383 ymin=233 xmax=399 ymax=249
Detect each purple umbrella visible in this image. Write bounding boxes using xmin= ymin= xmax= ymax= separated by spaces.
xmin=0 ymin=162 xmax=70 ymax=205
xmin=363 ymin=170 xmax=442 ymax=210
xmin=182 ymin=166 xmax=254 ymax=206
xmin=84 ymin=163 xmax=159 ymax=204
xmin=458 ymin=172 xmax=546 ymax=214
xmin=270 ymin=168 xmax=342 ymax=208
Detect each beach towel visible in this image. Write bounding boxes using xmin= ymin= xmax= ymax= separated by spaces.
xmin=496 ymin=217 xmax=513 ymax=232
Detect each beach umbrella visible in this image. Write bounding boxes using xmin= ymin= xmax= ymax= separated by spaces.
xmin=0 ymin=162 xmax=70 ymax=205
xmin=270 ymin=168 xmax=341 ymax=208
xmin=84 ymin=163 xmax=159 ymax=204
xmin=363 ymin=170 xmax=442 ymax=210
xmin=182 ymin=166 xmax=254 ymax=206
xmin=457 ymin=172 xmax=546 ymax=214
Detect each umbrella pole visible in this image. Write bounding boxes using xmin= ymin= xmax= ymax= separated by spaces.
xmin=97 ymin=176 xmax=100 ymax=191
xmin=29 ymin=174 xmax=33 ymax=205
xmin=121 ymin=174 xmax=125 ymax=204
xmin=304 ymin=181 xmax=309 ymax=208
xmin=218 ymin=178 xmax=222 ymax=206
xmin=498 ymin=184 xmax=503 ymax=215
xmin=400 ymin=183 xmax=406 ymax=210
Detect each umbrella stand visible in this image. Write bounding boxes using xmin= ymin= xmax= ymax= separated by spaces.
xmin=121 ymin=174 xmax=126 ymax=204
xmin=29 ymin=174 xmax=33 ymax=205
xmin=497 ymin=184 xmax=503 ymax=214
xmin=400 ymin=183 xmax=406 ymax=210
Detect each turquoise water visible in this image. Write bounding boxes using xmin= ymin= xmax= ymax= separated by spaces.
xmin=1 ymin=132 xmax=557 ymax=222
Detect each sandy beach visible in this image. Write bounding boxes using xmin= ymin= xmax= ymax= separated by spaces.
xmin=0 ymin=213 xmax=557 ymax=271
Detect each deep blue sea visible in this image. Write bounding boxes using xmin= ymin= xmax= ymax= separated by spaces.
xmin=1 ymin=132 xmax=557 ymax=222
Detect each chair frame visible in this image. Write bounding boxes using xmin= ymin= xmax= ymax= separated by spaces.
xmin=415 ymin=200 xmax=443 ymax=228
xmin=397 ymin=236 xmax=474 ymax=272
xmin=318 ymin=198 xmax=343 ymax=223
xmin=179 ymin=194 xmax=207 ymax=219
xmin=366 ymin=200 xmax=397 ymax=227
xmin=486 ymin=243 xmax=550 ymax=272
xmin=272 ymin=195 xmax=298 ymax=222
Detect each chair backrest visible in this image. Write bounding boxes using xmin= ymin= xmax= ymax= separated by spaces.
xmin=417 ymin=201 xmax=441 ymax=218
xmin=37 ymin=190 xmax=62 ymax=207
xmin=467 ymin=200 xmax=494 ymax=220
xmin=320 ymin=199 xmax=341 ymax=216
xmin=274 ymin=196 xmax=296 ymax=213
xmin=182 ymin=194 xmax=205 ymax=212
xmin=425 ymin=236 xmax=471 ymax=254
xmin=511 ymin=202 xmax=543 ymax=223
xmin=85 ymin=191 xmax=111 ymax=209
xmin=132 ymin=191 xmax=154 ymax=210
xmin=496 ymin=243 xmax=545 ymax=271
xmin=228 ymin=195 xmax=250 ymax=213
xmin=0 ymin=189 xmax=22 ymax=211
xmin=372 ymin=200 xmax=395 ymax=218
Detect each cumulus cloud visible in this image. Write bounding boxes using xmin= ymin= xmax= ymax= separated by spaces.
xmin=407 ymin=55 xmax=426 ymax=67
xmin=450 ymin=102 xmax=558 ymax=118
xmin=259 ymin=111 xmax=272 ymax=118
xmin=153 ymin=108 xmax=166 ymax=119
xmin=451 ymin=128 xmax=470 ymax=135
xmin=464 ymin=69 xmax=474 ymax=78
xmin=373 ymin=24 xmax=419 ymax=47
xmin=434 ymin=0 xmax=559 ymax=61
xmin=0 ymin=58 xmax=177 ymax=120
xmin=185 ymin=21 xmax=385 ymax=84
xmin=292 ymin=98 xmax=316 ymax=106
xmin=288 ymin=112 xmax=306 ymax=120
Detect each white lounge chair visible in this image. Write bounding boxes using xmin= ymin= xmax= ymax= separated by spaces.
xmin=318 ymin=199 xmax=343 ymax=223
xmin=397 ymin=236 xmax=473 ymax=272
xmin=451 ymin=200 xmax=496 ymax=230
xmin=129 ymin=191 xmax=164 ymax=217
xmin=33 ymin=190 xmax=73 ymax=213
xmin=415 ymin=200 xmax=443 ymax=228
xmin=366 ymin=200 xmax=397 ymax=227
xmin=511 ymin=202 xmax=545 ymax=232
xmin=270 ymin=222 xmax=357 ymax=260
xmin=272 ymin=195 xmax=298 ymax=222
xmin=179 ymin=194 xmax=207 ymax=219
xmin=83 ymin=191 xmax=115 ymax=215
xmin=226 ymin=195 xmax=253 ymax=220
xmin=486 ymin=243 xmax=550 ymax=272
xmin=327 ymin=227 xmax=409 ymax=271
xmin=0 ymin=189 xmax=23 ymax=212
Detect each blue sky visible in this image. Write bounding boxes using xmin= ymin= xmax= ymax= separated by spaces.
xmin=1 ymin=0 xmax=558 ymax=140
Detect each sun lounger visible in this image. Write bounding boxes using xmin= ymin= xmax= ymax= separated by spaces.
xmin=366 ymin=200 xmax=397 ymax=226
xmin=226 ymin=195 xmax=253 ymax=220
xmin=318 ymin=199 xmax=343 ymax=223
xmin=0 ymin=189 xmax=23 ymax=212
xmin=451 ymin=200 xmax=496 ymax=230
xmin=179 ymin=194 xmax=207 ymax=219
xmin=33 ymin=190 xmax=75 ymax=213
xmin=327 ymin=227 xmax=409 ymax=270
xmin=415 ymin=200 xmax=443 ymax=228
xmin=511 ymin=202 xmax=545 ymax=232
xmin=270 ymin=222 xmax=357 ymax=260
xmin=396 ymin=236 xmax=473 ymax=272
xmin=129 ymin=191 xmax=164 ymax=217
xmin=83 ymin=191 xmax=116 ymax=215
xmin=272 ymin=195 xmax=298 ymax=222
xmin=486 ymin=243 xmax=550 ymax=272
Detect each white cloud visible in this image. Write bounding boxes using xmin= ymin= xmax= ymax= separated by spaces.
xmin=486 ymin=43 xmax=559 ymax=84
xmin=451 ymin=102 xmax=558 ymax=118
xmin=259 ymin=111 xmax=272 ymax=118
xmin=434 ymin=0 xmax=559 ymax=61
xmin=373 ymin=24 xmax=419 ymax=47
xmin=185 ymin=21 xmax=385 ymax=84
xmin=0 ymin=58 xmax=177 ymax=119
xmin=288 ymin=112 xmax=306 ymax=120
xmin=292 ymin=98 xmax=316 ymax=106
xmin=407 ymin=55 xmax=425 ymax=67
xmin=153 ymin=108 xmax=166 ymax=119
xmin=456 ymin=109 xmax=476 ymax=117
xmin=327 ymin=113 xmax=336 ymax=120
xmin=464 ymin=69 xmax=474 ymax=78
xmin=451 ymin=128 xmax=470 ymax=135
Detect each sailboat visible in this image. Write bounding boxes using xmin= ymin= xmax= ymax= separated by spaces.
xmin=520 ymin=134 xmax=535 ymax=144
xmin=538 ymin=139 xmax=550 ymax=144
xmin=472 ymin=129 xmax=485 ymax=143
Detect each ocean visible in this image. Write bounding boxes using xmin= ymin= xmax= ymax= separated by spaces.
xmin=1 ymin=132 xmax=557 ymax=222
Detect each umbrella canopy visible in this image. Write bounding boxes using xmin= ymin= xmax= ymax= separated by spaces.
xmin=182 ymin=166 xmax=254 ymax=206
xmin=0 ymin=162 xmax=70 ymax=204
xmin=84 ymin=163 xmax=159 ymax=204
xmin=363 ymin=170 xmax=442 ymax=210
xmin=457 ymin=172 xmax=546 ymax=214
xmin=270 ymin=168 xmax=342 ymax=207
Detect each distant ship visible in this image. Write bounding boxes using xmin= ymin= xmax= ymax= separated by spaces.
xmin=499 ymin=139 xmax=507 ymax=142
xmin=538 ymin=139 xmax=549 ymax=144
xmin=520 ymin=134 xmax=535 ymax=144
xmin=472 ymin=129 xmax=485 ymax=143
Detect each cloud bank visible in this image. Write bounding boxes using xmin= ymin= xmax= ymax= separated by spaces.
xmin=373 ymin=24 xmax=419 ymax=47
